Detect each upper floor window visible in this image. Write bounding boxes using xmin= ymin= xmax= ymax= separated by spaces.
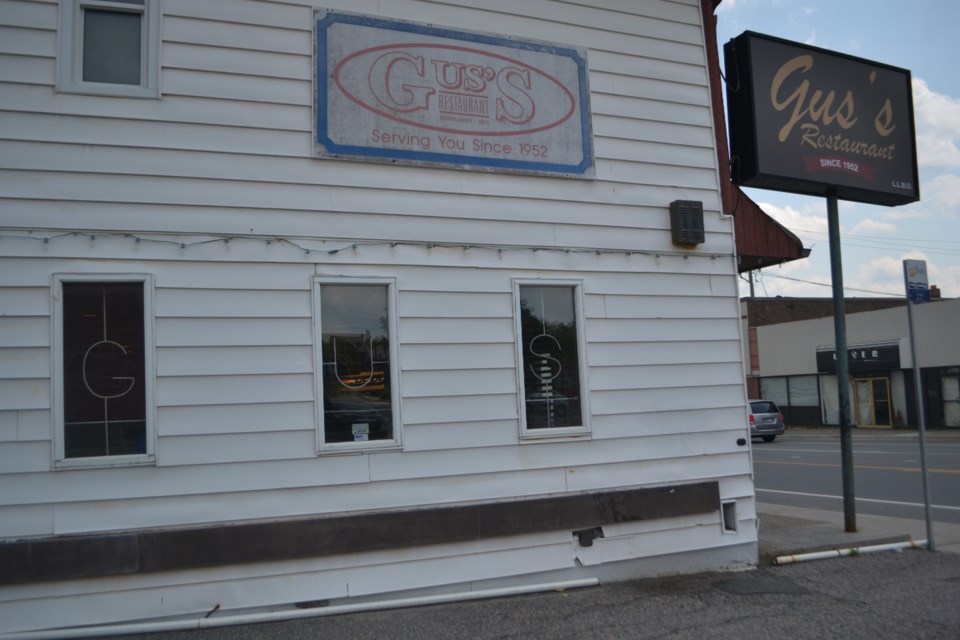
xmin=53 ymin=275 xmax=156 ymax=467
xmin=58 ymin=0 xmax=161 ymax=98
xmin=514 ymin=280 xmax=591 ymax=437
xmin=313 ymin=278 xmax=402 ymax=452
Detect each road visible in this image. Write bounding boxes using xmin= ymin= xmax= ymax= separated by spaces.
xmin=752 ymin=428 xmax=960 ymax=524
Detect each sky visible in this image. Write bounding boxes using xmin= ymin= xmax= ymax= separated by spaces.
xmin=715 ymin=0 xmax=960 ymax=299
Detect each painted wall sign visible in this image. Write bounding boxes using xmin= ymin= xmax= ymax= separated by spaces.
xmin=724 ymin=31 xmax=919 ymax=206
xmin=315 ymin=10 xmax=594 ymax=177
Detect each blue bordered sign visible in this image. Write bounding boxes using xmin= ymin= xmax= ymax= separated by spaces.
xmin=904 ymin=259 xmax=930 ymax=303
xmin=315 ymin=10 xmax=594 ymax=177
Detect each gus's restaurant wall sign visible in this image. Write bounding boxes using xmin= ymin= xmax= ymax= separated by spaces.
xmin=315 ymin=11 xmax=594 ymax=177
xmin=724 ymin=31 xmax=919 ymax=206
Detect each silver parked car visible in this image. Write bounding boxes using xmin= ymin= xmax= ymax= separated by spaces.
xmin=749 ymin=399 xmax=784 ymax=442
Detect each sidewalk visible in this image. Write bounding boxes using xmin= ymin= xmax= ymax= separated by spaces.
xmin=756 ymin=502 xmax=960 ymax=561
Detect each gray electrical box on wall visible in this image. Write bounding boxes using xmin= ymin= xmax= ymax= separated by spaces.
xmin=669 ymin=200 xmax=704 ymax=245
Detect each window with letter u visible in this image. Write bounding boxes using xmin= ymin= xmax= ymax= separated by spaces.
xmin=514 ymin=281 xmax=590 ymax=436
xmin=53 ymin=275 xmax=155 ymax=466
xmin=313 ymin=278 xmax=401 ymax=451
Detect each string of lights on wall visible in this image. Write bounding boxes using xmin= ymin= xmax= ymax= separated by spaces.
xmin=0 ymin=229 xmax=735 ymax=262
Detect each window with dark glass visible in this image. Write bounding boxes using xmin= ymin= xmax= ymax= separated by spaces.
xmin=318 ymin=284 xmax=395 ymax=445
xmin=82 ymin=4 xmax=143 ymax=85
xmin=62 ymin=282 xmax=147 ymax=458
xmin=518 ymin=285 xmax=584 ymax=430
xmin=58 ymin=0 xmax=159 ymax=98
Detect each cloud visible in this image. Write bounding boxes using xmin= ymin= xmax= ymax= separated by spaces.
xmin=922 ymin=173 xmax=960 ymax=218
xmin=913 ymin=78 xmax=960 ymax=169
xmin=847 ymin=219 xmax=897 ymax=235
xmin=754 ymin=200 xmax=826 ymax=245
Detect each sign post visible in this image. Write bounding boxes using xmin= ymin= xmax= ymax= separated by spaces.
xmin=903 ymin=259 xmax=935 ymax=550
xmin=725 ymin=31 xmax=921 ymax=534
xmin=827 ymin=193 xmax=856 ymax=532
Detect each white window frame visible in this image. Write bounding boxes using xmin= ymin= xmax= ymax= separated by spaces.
xmin=52 ymin=273 xmax=156 ymax=469
xmin=312 ymin=276 xmax=402 ymax=454
xmin=513 ymin=279 xmax=591 ymax=439
xmin=57 ymin=0 xmax=161 ymax=98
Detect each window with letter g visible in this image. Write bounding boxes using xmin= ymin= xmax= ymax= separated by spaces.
xmin=314 ymin=279 xmax=401 ymax=451
xmin=515 ymin=282 xmax=590 ymax=436
xmin=53 ymin=275 xmax=155 ymax=466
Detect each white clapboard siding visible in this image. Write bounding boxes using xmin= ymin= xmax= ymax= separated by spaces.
xmin=0 ymin=504 xmax=53 ymax=539
xmin=1 ymin=140 xmax=721 ymax=213
xmin=156 ymin=318 xmax=313 ymax=347
xmin=591 ymin=407 xmax=747 ymax=440
xmin=157 ymin=430 xmax=317 ymax=466
xmin=592 ymin=294 xmax=740 ymax=320
xmin=400 ymin=343 xmax=516 ymax=371
xmin=3 ymin=409 xmax=49 ymax=442
xmin=0 ymin=25 xmax=53 ymax=57
xmin=0 ymin=6 xmax=54 ymax=40
xmin=158 ymin=402 xmax=316 ymax=436
xmin=587 ymin=317 xmax=742 ymax=343
xmin=402 ymin=393 xmax=518 ymax=426
xmin=401 ymin=369 xmax=517 ymax=398
xmin=591 ymin=384 xmax=745 ymax=417
xmin=590 ymin=362 xmax=745 ymax=392
xmin=157 ymin=346 xmax=313 ymax=377
xmin=157 ymin=373 xmax=314 ymax=408
xmin=0 ymin=348 xmax=49 ymax=380
xmin=0 ymin=457 xmax=376 ymax=505
xmin=566 ymin=449 xmax=751 ymax=494
xmin=163 ymin=43 xmax=311 ymax=81
xmin=156 ymin=288 xmax=311 ymax=318
xmin=0 ymin=86 xmax=311 ymax=130
xmin=0 ymin=54 xmax=52 ymax=86
xmin=33 ymin=467 xmax=569 ymax=535
xmin=0 ymin=439 xmax=50 ymax=473
xmin=401 ymin=419 xmax=519 ymax=451
xmin=0 ymin=315 xmax=50 ymax=348
xmin=162 ymin=15 xmax=311 ymax=56
xmin=368 ymin=429 xmax=741 ymax=483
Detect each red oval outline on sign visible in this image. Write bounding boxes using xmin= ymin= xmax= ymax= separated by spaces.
xmin=333 ymin=43 xmax=577 ymax=137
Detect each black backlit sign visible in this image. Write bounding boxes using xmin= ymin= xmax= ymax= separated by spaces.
xmin=724 ymin=32 xmax=919 ymax=206
xmin=816 ymin=344 xmax=901 ymax=374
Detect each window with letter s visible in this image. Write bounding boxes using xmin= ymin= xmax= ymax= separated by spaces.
xmin=53 ymin=275 xmax=155 ymax=466
xmin=313 ymin=278 xmax=401 ymax=451
xmin=514 ymin=281 xmax=590 ymax=436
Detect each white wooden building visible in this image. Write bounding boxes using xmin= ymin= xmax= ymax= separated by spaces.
xmin=0 ymin=0 xmax=763 ymax=633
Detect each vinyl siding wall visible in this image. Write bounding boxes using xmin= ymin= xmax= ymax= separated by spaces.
xmin=0 ymin=0 xmax=755 ymax=632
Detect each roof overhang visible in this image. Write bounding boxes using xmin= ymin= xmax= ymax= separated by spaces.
xmin=701 ymin=0 xmax=811 ymax=274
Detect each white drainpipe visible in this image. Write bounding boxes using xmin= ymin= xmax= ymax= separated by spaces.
xmin=773 ymin=539 xmax=928 ymax=565
xmin=1 ymin=578 xmax=599 ymax=640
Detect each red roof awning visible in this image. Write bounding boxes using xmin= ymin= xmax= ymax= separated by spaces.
xmin=732 ymin=189 xmax=810 ymax=272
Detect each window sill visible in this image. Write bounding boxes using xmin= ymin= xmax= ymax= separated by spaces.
xmin=317 ymin=441 xmax=403 ymax=456
xmin=54 ymin=454 xmax=156 ymax=470
xmin=56 ymin=81 xmax=160 ymax=99
xmin=519 ymin=427 xmax=592 ymax=442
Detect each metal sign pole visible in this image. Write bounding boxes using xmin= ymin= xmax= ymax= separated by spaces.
xmin=904 ymin=261 xmax=935 ymax=550
xmin=827 ymin=192 xmax=857 ymax=532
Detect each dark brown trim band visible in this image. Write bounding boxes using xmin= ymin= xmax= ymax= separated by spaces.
xmin=1 ymin=482 xmax=719 ymax=585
